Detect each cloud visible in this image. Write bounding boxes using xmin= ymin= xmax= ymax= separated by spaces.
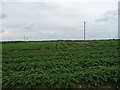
xmin=24 ymin=23 xmax=36 ymax=31
xmin=0 ymin=14 xmax=8 ymax=19
xmin=0 ymin=28 xmax=5 ymax=33
xmin=2 ymin=1 xmax=118 ymax=41
xmin=3 ymin=0 xmax=119 ymax=3
xmin=96 ymin=10 xmax=117 ymax=22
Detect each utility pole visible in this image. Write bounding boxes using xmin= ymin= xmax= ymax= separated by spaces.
xmin=24 ymin=36 xmax=25 ymax=41
xmin=27 ymin=37 xmax=29 ymax=42
xmin=84 ymin=22 xmax=86 ymax=41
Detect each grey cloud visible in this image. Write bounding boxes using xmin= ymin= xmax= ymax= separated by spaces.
xmin=24 ymin=22 xmax=81 ymax=33
xmin=0 ymin=14 xmax=8 ymax=19
xmin=0 ymin=29 xmax=5 ymax=33
xmin=2 ymin=2 xmax=118 ymax=41
xmin=24 ymin=23 xmax=36 ymax=31
xmin=96 ymin=10 xmax=117 ymax=22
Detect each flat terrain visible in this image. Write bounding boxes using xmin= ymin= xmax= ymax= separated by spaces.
xmin=2 ymin=40 xmax=120 ymax=88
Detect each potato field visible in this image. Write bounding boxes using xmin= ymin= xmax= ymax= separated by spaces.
xmin=2 ymin=40 xmax=120 ymax=88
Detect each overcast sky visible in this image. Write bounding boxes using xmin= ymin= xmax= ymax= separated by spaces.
xmin=0 ymin=0 xmax=119 ymax=41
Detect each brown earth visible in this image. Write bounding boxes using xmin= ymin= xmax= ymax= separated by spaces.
xmin=76 ymin=42 xmax=91 ymax=44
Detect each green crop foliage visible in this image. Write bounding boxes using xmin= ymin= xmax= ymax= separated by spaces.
xmin=2 ymin=40 xmax=120 ymax=88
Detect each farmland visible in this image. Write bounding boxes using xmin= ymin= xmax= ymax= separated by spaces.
xmin=2 ymin=40 xmax=120 ymax=88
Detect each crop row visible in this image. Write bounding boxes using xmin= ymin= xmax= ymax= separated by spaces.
xmin=3 ymin=66 xmax=120 ymax=88
xmin=2 ymin=40 xmax=120 ymax=88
